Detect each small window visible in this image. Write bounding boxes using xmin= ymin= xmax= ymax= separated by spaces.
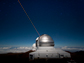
xmin=30 ymin=55 xmax=33 ymax=60
xmin=46 ymin=54 xmax=48 ymax=58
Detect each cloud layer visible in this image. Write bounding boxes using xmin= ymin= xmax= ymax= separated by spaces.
xmin=61 ymin=46 xmax=84 ymax=52
xmin=0 ymin=46 xmax=84 ymax=54
xmin=0 ymin=46 xmax=32 ymax=54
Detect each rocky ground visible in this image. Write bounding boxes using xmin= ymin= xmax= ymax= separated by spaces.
xmin=0 ymin=50 xmax=84 ymax=63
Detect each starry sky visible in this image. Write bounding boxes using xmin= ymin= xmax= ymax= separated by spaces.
xmin=0 ymin=0 xmax=84 ymax=49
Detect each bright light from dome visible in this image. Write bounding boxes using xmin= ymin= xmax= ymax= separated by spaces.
xmin=42 ymin=37 xmax=48 ymax=42
xmin=43 ymin=37 xmax=48 ymax=39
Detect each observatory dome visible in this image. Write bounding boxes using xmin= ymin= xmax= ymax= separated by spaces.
xmin=36 ymin=34 xmax=54 ymax=47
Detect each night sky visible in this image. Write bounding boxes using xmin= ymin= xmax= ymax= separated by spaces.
xmin=0 ymin=0 xmax=84 ymax=53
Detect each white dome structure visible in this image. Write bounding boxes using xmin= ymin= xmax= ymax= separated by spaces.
xmin=38 ymin=34 xmax=54 ymax=47
xmin=32 ymin=43 xmax=37 ymax=51
xmin=29 ymin=34 xmax=71 ymax=60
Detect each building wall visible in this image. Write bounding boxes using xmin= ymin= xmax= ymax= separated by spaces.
xmin=29 ymin=47 xmax=71 ymax=60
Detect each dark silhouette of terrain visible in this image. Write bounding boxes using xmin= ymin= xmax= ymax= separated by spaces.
xmin=68 ymin=51 xmax=84 ymax=63
xmin=0 ymin=50 xmax=84 ymax=63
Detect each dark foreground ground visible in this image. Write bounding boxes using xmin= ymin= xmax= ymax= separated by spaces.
xmin=0 ymin=50 xmax=84 ymax=63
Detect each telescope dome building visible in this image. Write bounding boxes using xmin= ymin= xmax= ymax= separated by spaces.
xmin=29 ymin=34 xmax=71 ymax=60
